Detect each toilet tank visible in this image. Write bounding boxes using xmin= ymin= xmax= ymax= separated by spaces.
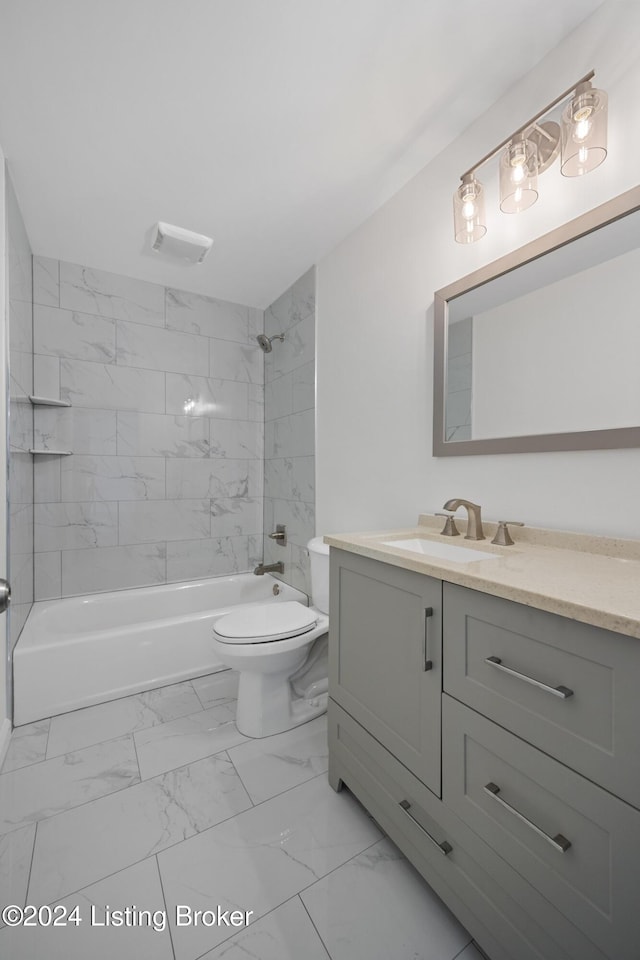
xmin=307 ymin=537 xmax=330 ymax=614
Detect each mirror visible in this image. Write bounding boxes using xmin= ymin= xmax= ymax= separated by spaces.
xmin=433 ymin=185 xmax=640 ymax=455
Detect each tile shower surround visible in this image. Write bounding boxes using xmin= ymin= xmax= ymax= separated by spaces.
xmin=262 ymin=268 xmax=316 ymax=594
xmin=31 ymin=259 xmax=266 ymax=599
xmin=0 ymin=673 xmax=482 ymax=960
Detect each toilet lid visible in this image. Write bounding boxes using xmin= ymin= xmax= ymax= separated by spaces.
xmin=214 ymin=601 xmax=318 ymax=644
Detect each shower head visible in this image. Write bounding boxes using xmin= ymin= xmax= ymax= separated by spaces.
xmin=256 ymin=333 xmax=285 ymax=353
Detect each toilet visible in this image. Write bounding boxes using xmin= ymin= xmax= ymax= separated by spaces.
xmin=212 ymin=537 xmax=330 ymax=738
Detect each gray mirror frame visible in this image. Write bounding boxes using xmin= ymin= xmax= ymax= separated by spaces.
xmin=433 ymin=184 xmax=640 ymax=456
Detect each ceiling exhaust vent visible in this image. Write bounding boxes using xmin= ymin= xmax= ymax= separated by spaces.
xmin=151 ymin=222 xmax=213 ymax=263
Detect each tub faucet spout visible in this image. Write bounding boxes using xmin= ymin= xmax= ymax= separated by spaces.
xmin=442 ymin=498 xmax=485 ymax=541
xmin=253 ymin=561 xmax=284 ymax=575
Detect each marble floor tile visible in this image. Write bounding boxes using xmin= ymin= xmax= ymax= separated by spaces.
xmin=0 ymin=824 xmax=36 ymax=929
xmin=28 ymin=752 xmax=252 ymax=907
xmin=227 ymin=715 xmax=328 ymax=804
xmin=47 ymin=681 xmax=203 ymax=757
xmin=134 ymin=702 xmax=247 ymax=779
xmin=158 ymin=775 xmax=382 ymax=960
xmin=191 ymin=670 xmax=239 ymax=708
xmin=301 ymin=837 xmax=470 ymax=960
xmin=1 ymin=719 xmax=50 ymax=773
xmin=0 ymin=856 xmax=174 ymax=959
xmin=0 ymin=735 xmax=139 ymax=834
xmin=198 ymin=896 xmax=330 ymax=960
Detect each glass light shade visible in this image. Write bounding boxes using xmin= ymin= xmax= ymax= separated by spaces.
xmin=453 ymin=176 xmax=486 ymax=243
xmin=561 ymin=85 xmax=608 ymax=176
xmin=499 ymin=139 xmax=538 ymax=213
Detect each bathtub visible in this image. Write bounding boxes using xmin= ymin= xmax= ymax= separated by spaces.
xmin=13 ymin=574 xmax=308 ymax=725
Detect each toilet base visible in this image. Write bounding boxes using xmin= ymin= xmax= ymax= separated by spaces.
xmin=236 ymin=668 xmax=328 ymax=738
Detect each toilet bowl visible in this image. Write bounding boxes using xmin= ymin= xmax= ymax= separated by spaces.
xmin=212 ymin=537 xmax=330 ymax=738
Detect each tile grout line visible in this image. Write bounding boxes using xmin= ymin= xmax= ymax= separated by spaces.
xmin=298 ymin=893 xmax=333 ymax=959
xmin=451 ymin=941 xmax=479 ymax=960
xmin=155 ymin=853 xmax=178 ymax=960
xmin=23 ymin=819 xmax=39 ymax=907
xmin=293 ymin=833 xmax=384 ymax=903
xmin=188 ymin=892 xmax=302 ymax=960
xmin=222 ymin=749 xmax=255 ymax=809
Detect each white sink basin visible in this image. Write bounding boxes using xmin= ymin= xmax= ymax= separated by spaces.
xmin=380 ymin=538 xmax=499 ymax=563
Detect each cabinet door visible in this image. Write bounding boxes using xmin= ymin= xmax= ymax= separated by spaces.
xmin=329 ymin=549 xmax=442 ymax=796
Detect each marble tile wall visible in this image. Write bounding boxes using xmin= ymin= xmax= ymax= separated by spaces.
xmin=32 ymin=259 xmax=264 ymax=598
xmin=263 ymin=268 xmax=316 ymax=594
xmin=6 ymin=173 xmax=34 ymax=651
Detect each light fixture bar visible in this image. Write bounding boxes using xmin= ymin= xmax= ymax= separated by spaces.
xmin=460 ymin=69 xmax=595 ymax=181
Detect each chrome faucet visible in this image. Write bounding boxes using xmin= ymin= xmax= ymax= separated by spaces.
xmin=253 ymin=561 xmax=284 ymax=576
xmin=442 ymin=498 xmax=485 ymax=541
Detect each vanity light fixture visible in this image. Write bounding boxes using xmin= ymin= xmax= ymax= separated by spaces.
xmin=453 ymin=71 xmax=608 ymax=243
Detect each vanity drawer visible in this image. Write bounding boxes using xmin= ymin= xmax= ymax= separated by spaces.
xmin=329 ymin=699 xmax=605 ymax=960
xmin=443 ymin=695 xmax=640 ymax=960
xmin=443 ymin=583 xmax=640 ymax=807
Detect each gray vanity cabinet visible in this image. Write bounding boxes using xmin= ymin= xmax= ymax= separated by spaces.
xmin=328 ymin=548 xmax=442 ymax=796
xmin=328 ymin=548 xmax=640 ymax=960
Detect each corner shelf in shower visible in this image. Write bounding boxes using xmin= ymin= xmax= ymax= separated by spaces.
xmin=29 ymin=396 xmax=72 ymax=407
xmin=29 ymin=449 xmax=73 ymax=456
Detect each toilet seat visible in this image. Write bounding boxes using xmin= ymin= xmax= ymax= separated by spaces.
xmin=214 ymin=601 xmax=318 ymax=644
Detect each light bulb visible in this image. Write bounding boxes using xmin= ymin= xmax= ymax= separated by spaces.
xmin=574 ymin=118 xmax=592 ymax=142
xmin=511 ymin=163 xmax=525 ymax=184
xmin=462 ymin=198 xmax=476 ymax=220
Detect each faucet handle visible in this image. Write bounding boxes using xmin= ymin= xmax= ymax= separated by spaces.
xmin=435 ymin=511 xmax=460 ymax=537
xmin=491 ymin=521 xmax=524 ymax=546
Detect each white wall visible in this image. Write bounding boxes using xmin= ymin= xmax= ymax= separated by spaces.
xmin=317 ymin=1 xmax=640 ymax=540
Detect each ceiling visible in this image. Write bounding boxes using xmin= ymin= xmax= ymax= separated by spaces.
xmin=0 ymin=0 xmax=603 ymax=307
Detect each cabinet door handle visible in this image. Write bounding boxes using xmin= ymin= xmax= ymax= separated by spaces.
xmin=399 ymin=799 xmax=452 ymax=855
xmin=483 ymin=782 xmax=571 ymax=853
xmin=485 ymin=656 xmax=573 ymax=699
xmin=423 ymin=607 xmax=433 ymax=671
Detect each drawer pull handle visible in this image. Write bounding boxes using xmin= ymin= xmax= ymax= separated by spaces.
xmin=399 ymin=799 xmax=453 ymax=855
xmin=485 ymin=656 xmax=573 ymax=699
xmin=483 ymin=782 xmax=571 ymax=853
xmin=424 ymin=608 xmax=433 ymax=671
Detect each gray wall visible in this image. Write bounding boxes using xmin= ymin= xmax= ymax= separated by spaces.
xmin=263 ymin=268 xmax=315 ymax=594
xmin=32 ymin=258 xmax=264 ymax=598
xmin=6 ymin=172 xmax=34 ymax=651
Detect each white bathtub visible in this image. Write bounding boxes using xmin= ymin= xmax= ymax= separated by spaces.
xmin=13 ymin=574 xmax=308 ymax=725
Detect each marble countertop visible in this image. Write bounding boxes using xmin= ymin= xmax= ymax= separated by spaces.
xmin=324 ymin=515 xmax=640 ymax=639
